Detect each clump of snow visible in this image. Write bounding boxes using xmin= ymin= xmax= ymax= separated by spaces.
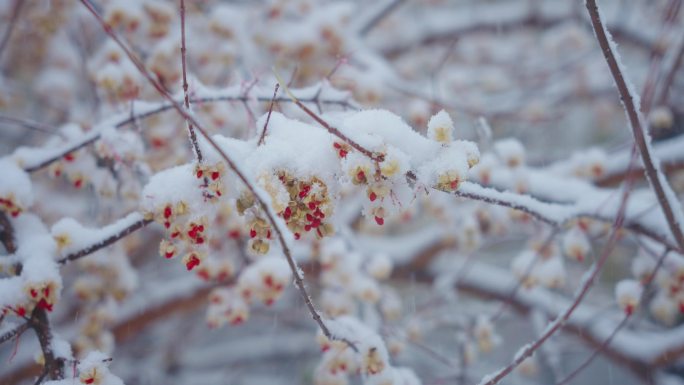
xmin=493 ymin=138 xmax=525 ymax=168
xmin=615 ymin=279 xmax=643 ymax=315
xmin=0 ymin=158 xmax=33 ymax=217
xmin=561 ymin=227 xmax=591 ymax=262
xmin=77 ymin=350 xmax=125 ymax=385
xmin=427 ymin=110 xmax=454 ymax=143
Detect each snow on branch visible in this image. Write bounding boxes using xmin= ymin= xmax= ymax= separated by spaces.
xmin=51 ymin=213 xmax=151 ymax=265
xmin=12 ymin=83 xmax=357 ymax=174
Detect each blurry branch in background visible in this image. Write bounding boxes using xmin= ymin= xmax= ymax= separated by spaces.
xmin=555 ymin=248 xmax=670 ymax=385
xmin=0 ymin=0 xmax=24 ymax=62
xmin=357 ymin=0 xmax=407 ymax=36
xmin=178 ymin=0 xmax=203 ymax=163
xmin=21 ymin=88 xmax=357 ymax=174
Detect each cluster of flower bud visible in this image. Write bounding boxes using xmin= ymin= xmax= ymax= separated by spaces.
xmin=318 ymin=239 xmax=394 ymax=318
xmin=561 ymin=224 xmax=592 ymax=262
xmin=511 ymin=236 xmax=566 ymax=289
xmin=0 ymin=158 xmax=33 ymax=218
xmin=629 ymin=249 xmax=684 ymax=325
xmin=76 ymin=350 xmax=124 ymax=385
xmin=274 ymin=172 xmax=334 ymax=239
xmin=205 ymin=255 xmax=292 ymax=328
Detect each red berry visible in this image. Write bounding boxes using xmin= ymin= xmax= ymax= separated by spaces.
xmin=196 ymin=170 xmax=203 ymax=178
xmin=163 ymin=206 xmax=172 ymax=219
xmin=38 ymin=299 xmax=53 ymax=311
xmin=197 ymin=269 xmax=211 ymax=280
xmin=339 ymin=149 xmax=348 ymax=158
xmin=64 ymin=153 xmax=75 ymax=162
xmin=374 ymin=216 xmax=384 ymax=226
xmin=294 ymin=233 xmax=301 ymax=240
xmin=250 ymin=229 xmax=257 ymax=238
xmin=333 ymin=142 xmax=341 ymax=149
xmin=211 ymin=171 xmax=220 ymax=180
xmin=186 ymin=255 xmax=201 ymax=271
xmin=369 ymin=192 xmax=377 ymax=202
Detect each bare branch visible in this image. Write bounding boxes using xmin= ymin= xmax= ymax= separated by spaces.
xmin=257 ymin=84 xmax=279 ymax=146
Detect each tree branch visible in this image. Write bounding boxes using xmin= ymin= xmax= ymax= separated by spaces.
xmin=29 ymin=308 xmax=64 ymax=383
xmin=21 ymin=90 xmax=356 ymax=174
xmin=586 ymin=0 xmax=684 ymax=253
xmin=57 ymin=217 xmax=152 ymax=265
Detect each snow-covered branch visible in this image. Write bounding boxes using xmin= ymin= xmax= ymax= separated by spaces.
xmin=586 ymin=0 xmax=684 ymax=252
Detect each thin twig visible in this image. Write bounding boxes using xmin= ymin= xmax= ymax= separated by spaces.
xmin=0 ymin=322 xmax=28 ymax=345
xmin=78 ymin=0 xmax=354 ymax=351
xmin=656 ymin=34 xmax=684 ymax=106
xmin=274 ymin=71 xmax=384 ymax=162
xmin=179 ymin=0 xmax=203 ymax=162
xmin=257 ymin=84 xmax=279 ymax=146
xmin=0 ymin=115 xmax=63 ymax=138
xmin=586 ymin=0 xmax=684 ymax=252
